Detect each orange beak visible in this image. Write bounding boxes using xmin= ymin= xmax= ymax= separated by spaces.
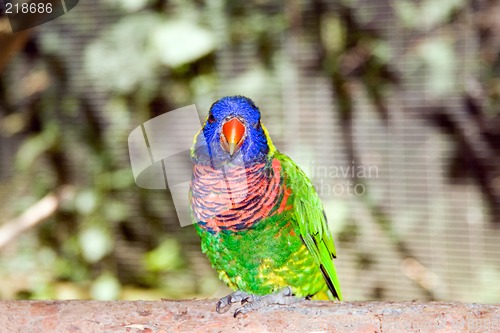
xmin=221 ymin=118 xmax=245 ymax=157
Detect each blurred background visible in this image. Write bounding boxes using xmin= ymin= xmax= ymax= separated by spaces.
xmin=0 ymin=0 xmax=499 ymax=303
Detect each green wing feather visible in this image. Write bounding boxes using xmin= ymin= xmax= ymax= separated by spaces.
xmin=275 ymin=152 xmax=343 ymax=300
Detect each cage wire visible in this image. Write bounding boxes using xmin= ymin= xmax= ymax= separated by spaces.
xmin=0 ymin=0 xmax=499 ymax=302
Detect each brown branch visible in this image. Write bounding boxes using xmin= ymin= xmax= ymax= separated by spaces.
xmin=0 ymin=18 xmax=30 ymax=74
xmin=0 ymin=186 xmax=73 ymax=250
xmin=0 ymin=300 xmax=498 ymax=332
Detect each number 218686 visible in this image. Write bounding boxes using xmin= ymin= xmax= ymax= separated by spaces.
xmin=5 ymin=2 xmax=53 ymax=14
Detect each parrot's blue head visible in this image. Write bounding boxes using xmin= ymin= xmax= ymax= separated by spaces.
xmin=192 ymin=96 xmax=270 ymax=167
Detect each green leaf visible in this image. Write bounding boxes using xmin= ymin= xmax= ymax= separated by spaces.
xmin=103 ymin=200 xmax=129 ymax=222
xmin=90 ymin=273 xmax=121 ymax=300
xmin=78 ymin=227 xmax=113 ymax=263
xmin=420 ymin=0 xmax=464 ymax=29
xmin=84 ymin=14 xmax=162 ymax=93
xmin=144 ymin=238 xmax=183 ymax=272
xmin=104 ymin=0 xmax=153 ymax=12
xmin=394 ymin=0 xmax=464 ymax=30
xmin=393 ymin=0 xmax=418 ymax=28
xmin=152 ymin=20 xmax=215 ymax=68
xmin=74 ymin=189 xmax=98 ymax=215
xmin=417 ymin=37 xmax=456 ymax=96
xmin=15 ymin=124 xmax=59 ymax=170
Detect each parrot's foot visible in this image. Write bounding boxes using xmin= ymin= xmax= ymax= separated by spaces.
xmin=216 ymin=290 xmax=251 ymax=314
xmin=233 ymin=286 xmax=303 ymax=318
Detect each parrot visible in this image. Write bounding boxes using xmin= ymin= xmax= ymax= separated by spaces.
xmin=189 ymin=95 xmax=342 ymax=317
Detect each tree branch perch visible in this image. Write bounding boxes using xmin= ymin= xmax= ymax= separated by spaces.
xmin=0 ymin=300 xmax=498 ymax=332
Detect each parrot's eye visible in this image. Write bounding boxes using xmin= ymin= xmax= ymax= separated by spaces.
xmin=208 ymin=114 xmax=216 ymax=124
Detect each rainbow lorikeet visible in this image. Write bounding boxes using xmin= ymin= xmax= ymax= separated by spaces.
xmin=190 ymin=96 xmax=342 ymax=317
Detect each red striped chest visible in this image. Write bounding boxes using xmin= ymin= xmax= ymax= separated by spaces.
xmin=190 ymin=159 xmax=291 ymax=232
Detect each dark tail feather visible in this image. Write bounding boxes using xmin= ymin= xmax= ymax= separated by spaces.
xmin=320 ymin=264 xmax=341 ymax=300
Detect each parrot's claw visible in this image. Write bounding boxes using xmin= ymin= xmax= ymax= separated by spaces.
xmin=240 ymin=294 xmax=255 ymax=304
xmin=233 ymin=286 xmax=303 ymax=318
xmin=216 ymin=290 xmax=250 ymax=314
